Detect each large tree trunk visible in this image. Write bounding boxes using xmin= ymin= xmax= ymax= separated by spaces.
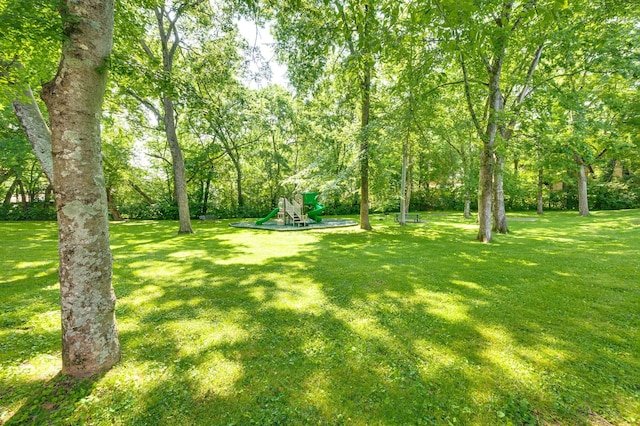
xmin=41 ymin=0 xmax=120 ymax=378
xmin=162 ymin=95 xmax=193 ymax=233
xmin=477 ymin=147 xmax=494 ymax=242
xmin=12 ymin=86 xmax=54 ymax=185
xmin=577 ymin=163 xmax=590 ymax=216
xmin=359 ymin=65 xmax=372 ymax=231
xmin=492 ymin=155 xmax=509 ymax=233
xmin=477 ymin=64 xmax=503 ymax=242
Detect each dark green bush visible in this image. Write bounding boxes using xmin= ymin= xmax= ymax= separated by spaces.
xmin=592 ymin=181 xmax=639 ymax=210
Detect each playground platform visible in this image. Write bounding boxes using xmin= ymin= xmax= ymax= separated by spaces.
xmin=230 ymin=219 xmax=358 ymax=231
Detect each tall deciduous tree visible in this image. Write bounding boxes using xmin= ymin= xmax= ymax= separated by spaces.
xmin=434 ymin=0 xmax=555 ymax=242
xmin=270 ymin=0 xmax=393 ymax=230
xmin=152 ymin=2 xmax=193 ymax=233
xmin=114 ymin=0 xmax=202 ymax=233
xmin=39 ymin=0 xmax=120 ymax=377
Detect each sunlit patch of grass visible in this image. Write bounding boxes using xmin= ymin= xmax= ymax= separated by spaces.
xmin=1 ymin=211 xmax=640 ymax=425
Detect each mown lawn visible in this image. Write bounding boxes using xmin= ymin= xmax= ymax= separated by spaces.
xmin=1 ymin=210 xmax=639 ymax=425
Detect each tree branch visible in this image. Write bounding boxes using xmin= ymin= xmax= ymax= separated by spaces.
xmin=459 ymin=52 xmax=484 ymax=138
xmin=125 ymin=89 xmax=164 ymax=123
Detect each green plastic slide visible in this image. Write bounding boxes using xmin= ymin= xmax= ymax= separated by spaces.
xmin=255 ymin=207 xmax=279 ymax=225
xmin=307 ymin=204 xmax=324 ymax=222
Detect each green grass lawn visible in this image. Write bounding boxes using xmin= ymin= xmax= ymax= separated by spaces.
xmin=1 ymin=210 xmax=639 ymax=425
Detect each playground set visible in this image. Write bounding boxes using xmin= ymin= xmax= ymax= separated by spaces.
xmin=255 ymin=192 xmax=324 ymax=226
xmin=229 ymin=191 xmax=357 ymax=231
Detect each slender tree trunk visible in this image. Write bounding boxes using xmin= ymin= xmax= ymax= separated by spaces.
xmin=492 ymin=155 xmax=508 ymax=233
xmin=17 ymin=179 xmax=28 ymax=211
xmin=464 ymin=192 xmax=471 ymax=219
xmin=3 ymin=178 xmax=17 ymax=207
xmin=405 ymin=151 xmax=413 ymax=214
xmin=162 ymin=95 xmax=193 ymax=233
xmin=155 ymin=6 xmax=193 ymax=234
xmin=537 ymin=168 xmax=544 ymax=215
xmin=359 ymin=65 xmax=372 ymax=231
xmin=230 ymin=154 xmax=244 ymax=209
xmin=44 ymin=184 xmax=53 ymax=205
xmin=41 ymin=0 xmax=119 ymax=378
xmin=106 ymin=187 xmax=122 ymax=221
xmin=461 ymin=142 xmax=472 ymax=219
xmin=12 ymin=86 xmax=54 ymax=185
xmin=202 ymin=176 xmax=211 ymax=215
xmin=577 ymin=164 xmax=590 ymax=216
xmin=400 ymin=133 xmax=409 ymax=226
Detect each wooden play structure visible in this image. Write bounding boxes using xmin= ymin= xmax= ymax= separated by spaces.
xmin=255 ymin=192 xmax=324 ymax=227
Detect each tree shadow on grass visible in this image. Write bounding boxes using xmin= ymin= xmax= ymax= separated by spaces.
xmin=100 ymin=216 xmax=638 ymax=424
xmin=1 ymin=214 xmax=639 ymax=425
xmin=4 ymin=372 xmax=101 ymax=425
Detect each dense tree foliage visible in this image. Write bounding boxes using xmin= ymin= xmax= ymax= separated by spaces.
xmin=2 ymin=0 xmax=639 ymax=236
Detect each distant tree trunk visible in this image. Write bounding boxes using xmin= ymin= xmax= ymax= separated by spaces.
xmin=44 ymin=184 xmax=53 ymax=205
xmin=156 ymin=5 xmax=193 ymax=234
xmin=492 ymin=155 xmax=508 ymax=233
xmin=577 ymin=163 xmax=590 ymax=216
xmin=41 ymin=0 xmax=120 ymax=378
xmin=12 ymin=86 xmax=54 ymax=185
xmin=17 ymin=179 xmax=28 ymax=211
xmin=537 ymin=168 xmax=544 ymax=215
xmin=460 ymin=141 xmax=472 ymax=219
xmin=464 ymin=191 xmax=471 ymax=219
xmin=230 ymin=153 xmax=244 ymax=209
xmin=202 ymin=175 xmax=211 ymax=215
xmin=359 ymin=64 xmax=372 ymax=231
xmin=400 ymin=132 xmax=409 ymax=226
xmin=3 ymin=178 xmax=17 ymax=207
xmin=161 ymin=94 xmax=193 ymax=233
xmin=405 ymin=144 xmax=413 ymax=214
xmin=106 ymin=187 xmax=122 ymax=221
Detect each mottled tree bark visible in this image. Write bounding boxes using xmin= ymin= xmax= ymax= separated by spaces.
xmin=477 ymin=146 xmax=494 ymax=242
xmin=41 ymin=0 xmax=120 ymax=378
